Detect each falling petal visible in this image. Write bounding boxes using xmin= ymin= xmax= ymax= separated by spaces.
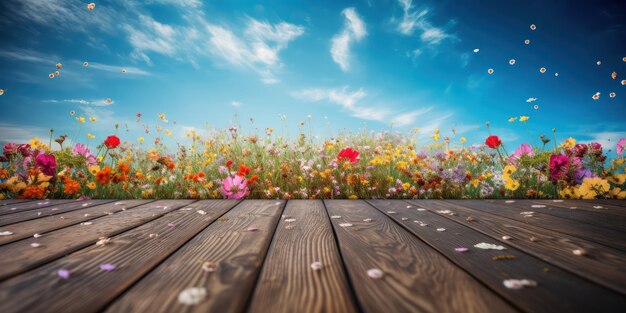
xmin=367 ymin=268 xmax=384 ymax=279
xmin=178 ymin=287 xmax=207 ymax=305
xmin=87 ymin=3 xmax=96 ymax=11
xmin=502 ymin=236 xmax=512 ymax=240
xmin=474 ymin=242 xmax=506 ymax=250
xmin=310 ymin=261 xmax=323 ymax=271
xmin=100 ymin=263 xmax=116 ymax=271
xmin=596 ymin=60 xmax=602 ymax=65
xmin=572 ymin=249 xmax=586 ymax=256
xmin=339 ymin=223 xmax=353 ymax=227
xmin=503 ymin=279 xmax=537 ymax=289
xmin=0 ymin=231 xmax=14 ymax=236
xmin=57 ymin=269 xmax=70 ymax=280
xmin=473 ymin=48 xmax=480 ymax=53
xmin=455 ymin=247 xmax=469 ymax=253
xmin=247 ymin=227 xmax=259 ymax=232
xmin=202 ymin=261 xmax=217 ymax=272
xmin=197 ymin=210 xmax=207 ymax=215
xmin=436 ymin=228 xmax=446 ymax=232
xmin=30 ymin=243 xmax=42 ymax=248
xmin=330 ymin=215 xmax=341 ymax=219
xmin=284 ymin=218 xmax=296 ymax=222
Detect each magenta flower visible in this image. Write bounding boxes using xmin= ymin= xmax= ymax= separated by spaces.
xmin=35 ymin=154 xmax=57 ymax=177
xmin=616 ymin=138 xmax=626 ymax=156
xmin=3 ymin=143 xmax=17 ymax=155
xmin=73 ymin=143 xmax=97 ymax=166
xmin=509 ymin=143 xmax=533 ymax=164
xmin=549 ymin=154 xmax=570 ymax=182
xmin=221 ymin=175 xmax=249 ymax=199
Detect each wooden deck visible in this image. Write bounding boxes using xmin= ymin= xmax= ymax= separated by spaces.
xmin=0 ymin=199 xmax=624 ymax=313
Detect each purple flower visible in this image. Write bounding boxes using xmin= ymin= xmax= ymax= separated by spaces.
xmin=574 ymin=168 xmax=594 ymax=185
xmin=35 ymin=154 xmax=57 ymax=177
xmin=616 ymin=138 xmax=625 ymax=156
xmin=99 ymin=263 xmax=116 ymax=271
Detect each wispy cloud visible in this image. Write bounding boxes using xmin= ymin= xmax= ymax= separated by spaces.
xmin=0 ymin=122 xmax=48 ymax=144
xmin=43 ymin=99 xmax=115 ymax=107
xmin=145 ymin=0 xmax=203 ymax=7
xmin=292 ymin=87 xmax=388 ymax=121
xmin=331 ymin=8 xmax=367 ymax=71
xmin=230 ymin=101 xmax=242 ymax=108
xmin=391 ymin=107 xmax=434 ymax=127
xmin=396 ymin=0 xmax=455 ymax=46
xmin=87 ymin=62 xmax=151 ymax=76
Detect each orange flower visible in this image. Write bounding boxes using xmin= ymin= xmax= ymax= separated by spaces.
xmin=0 ymin=169 xmax=8 ymax=179
xmin=96 ymin=166 xmax=112 ymax=185
xmin=237 ymin=164 xmax=251 ymax=177
xmin=118 ymin=163 xmax=130 ymax=175
xmin=63 ymin=177 xmax=81 ymax=195
xmin=21 ymin=185 xmax=46 ymax=199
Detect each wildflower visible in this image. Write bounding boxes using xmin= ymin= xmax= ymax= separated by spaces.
xmin=549 ymin=154 xmax=570 ymax=182
xmin=87 ymin=3 xmax=95 ymax=10
xmin=104 ymin=135 xmax=121 ymax=149
xmin=87 ymin=133 xmax=95 ymax=139
xmin=138 ymin=137 xmax=144 ymax=143
xmin=485 ymin=135 xmax=502 ymax=149
xmin=616 ymin=138 xmax=626 ymax=156
xmin=578 ymin=177 xmax=609 ymax=199
xmin=508 ymin=117 xmax=518 ymax=122
xmin=509 ymin=143 xmax=533 ymax=164
xmin=519 ymin=116 xmax=529 ymax=122
xmin=221 ymin=175 xmax=249 ymax=199
xmin=86 ymin=182 xmax=97 ymax=190
xmin=561 ymin=137 xmax=576 ymax=149
xmin=460 ymin=137 xmax=466 ymax=143
xmin=504 ymin=179 xmax=520 ymax=191
xmin=76 ymin=116 xmax=85 ymax=123
xmin=488 ymin=68 xmax=494 ymax=74
xmin=337 ymin=147 xmax=360 ymax=164
xmin=539 ymin=67 xmax=546 ymax=73
xmin=35 ymin=154 xmax=57 ymax=177
xmin=96 ymin=166 xmax=112 ymax=185
xmin=63 ymin=177 xmax=81 ymax=195
xmin=89 ymin=117 xmax=97 ymax=122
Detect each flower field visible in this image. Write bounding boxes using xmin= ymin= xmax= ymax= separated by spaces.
xmin=1 ymin=117 xmax=625 ymax=200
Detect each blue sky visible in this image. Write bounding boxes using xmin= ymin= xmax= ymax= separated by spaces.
xmin=0 ymin=0 xmax=625 ymax=151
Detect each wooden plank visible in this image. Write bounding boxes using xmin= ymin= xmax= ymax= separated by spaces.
xmin=498 ymin=200 xmax=626 ymax=233
xmin=0 ymin=200 xmax=239 ymax=313
xmin=456 ymin=200 xmax=626 ymax=252
xmin=531 ymin=199 xmax=626 ymax=218
xmin=0 ymin=199 xmax=115 ymax=226
xmin=0 ymin=199 xmax=75 ymax=216
xmin=411 ymin=200 xmax=626 ymax=295
xmin=104 ymin=200 xmax=285 ymax=313
xmin=0 ymin=199 xmax=31 ymax=206
xmin=0 ymin=200 xmax=153 ymax=245
xmin=0 ymin=199 xmax=195 ymax=281
xmin=369 ymin=200 xmax=626 ymax=312
xmin=248 ymin=200 xmax=357 ymax=313
xmin=323 ymin=200 xmax=516 ymax=313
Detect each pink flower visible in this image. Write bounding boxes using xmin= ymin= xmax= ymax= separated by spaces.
xmin=73 ymin=143 xmax=97 ymax=166
xmin=616 ymin=138 xmax=626 ymax=156
xmin=35 ymin=154 xmax=57 ymax=177
xmin=509 ymin=143 xmax=533 ymax=165
xmin=549 ymin=154 xmax=570 ymax=182
xmin=221 ymin=175 xmax=249 ymax=199
xmin=3 ymin=143 xmax=17 ymax=155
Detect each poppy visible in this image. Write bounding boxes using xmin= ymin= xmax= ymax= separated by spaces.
xmin=485 ymin=135 xmax=502 ymax=149
xmin=104 ymin=135 xmax=121 ymax=149
xmin=337 ymin=147 xmax=360 ymax=164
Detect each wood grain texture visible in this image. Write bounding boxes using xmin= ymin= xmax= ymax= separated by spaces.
xmin=493 ymin=199 xmax=626 ymax=234
xmin=0 ymin=199 xmax=195 ymax=281
xmin=324 ymin=200 xmax=516 ymax=313
xmin=0 ymin=200 xmax=239 ymax=313
xmin=0 ymin=199 xmax=115 ymax=226
xmin=411 ymin=200 xmax=626 ymax=295
xmin=0 ymin=199 xmax=75 ymax=216
xmin=457 ymin=200 xmax=626 ymax=252
xmin=0 ymin=199 xmax=30 ymax=206
xmin=0 ymin=200 xmax=152 ymax=245
xmin=368 ymin=200 xmax=626 ymax=312
xmin=248 ymin=200 xmax=357 ymax=313
xmin=530 ymin=199 xmax=626 ymax=218
xmin=104 ymin=200 xmax=285 ymax=313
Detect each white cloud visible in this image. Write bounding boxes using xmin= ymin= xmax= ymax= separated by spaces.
xmin=330 ymin=8 xmax=367 ymax=71
xmin=146 ymin=0 xmax=203 ymax=7
xmin=0 ymin=122 xmax=48 ymax=144
xmin=231 ymin=101 xmax=242 ymax=108
xmin=291 ymin=87 xmax=389 ymax=121
xmin=580 ymin=132 xmax=626 ymax=152
xmin=392 ymin=107 xmax=434 ymax=127
xmin=396 ymin=0 xmax=454 ymax=46
xmin=44 ymin=99 xmax=115 ymax=107
xmin=87 ymin=62 xmax=151 ymax=76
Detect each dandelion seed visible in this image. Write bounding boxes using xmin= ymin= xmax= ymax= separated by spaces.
xmin=623 ymin=57 xmax=626 ymax=62
xmin=622 ymin=80 xmax=626 ymax=85
xmin=473 ymin=48 xmax=480 ymax=53
xmin=57 ymin=269 xmax=70 ymax=280
xmin=509 ymin=59 xmax=516 ymax=65
xmin=534 ymin=104 xmax=539 ymax=110
xmin=105 ymin=98 xmax=112 ymax=104
xmin=54 ymin=71 xmax=60 ymax=76
xmin=339 ymin=223 xmax=353 ymax=227
xmin=367 ymin=268 xmax=384 ymax=279
xmin=592 ymin=93 xmax=600 ymax=100
xmin=488 ymin=68 xmax=494 ymax=74
xmin=310 ymin=261 xmax=323 ymax=271
xmin=0 ymin=89 xmax=4 ymax=96
xmin=178 ymin=287 xmax=206 ymax=305
xmin=87 ymin=3 xmax=96 ymax=11
xmin=201 ymin=261 xmax=217 ymax=272
xmin=530 ymin=24 xmax=536 ymax=30
xmin=56 ymin=63 xmax=62 ymax=69
xmin=474 ymin=242 xmax=506 ymax=250
xmin=596 ymin=60 xmax=601 ymax=66
xmin=524 ymin=39 xmax=530 ymax=44
xmin=611 ymin=72 xmax=617 ymax=79
xmin=554 ymin=72 xmax=559 ymax=77
xmin=539 ymin=67 xmax=546 ymax=73
xmin=122 ymin=68 xmax=127 ymax=74
xmin=100 ymin=263 xmax=116 ymax=271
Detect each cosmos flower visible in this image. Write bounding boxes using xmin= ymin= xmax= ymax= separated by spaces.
xmin=549 ymin=154 xmax=570 ymax=182
xmin=485 ymin=136 xmax=502 ymax=149
xmin=616 ymin=138 xmax=626 ymax=156
xmin=509 ymin=143 xmax=533 ymax=164
xmin=221 ymin=175 xmax=249 ymax=199
xmin=35 ymin=154 xmax=57 ymax=177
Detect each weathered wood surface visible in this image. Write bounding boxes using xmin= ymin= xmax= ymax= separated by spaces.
xmin=0 ymin=199 xmax=624 ymax=313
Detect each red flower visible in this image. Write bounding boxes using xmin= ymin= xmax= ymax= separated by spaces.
xmin=337 ymin=147 xmax=360 ymax=164
xmin=104 ymin=135 xmax=121 ymax=149
xmin=237 ymin=164 xmax=251 ymax=177
xmin=226 ymin=160 xmax=233 ymax=168
xmin=485 ymin=135 xmax=502 ymax=149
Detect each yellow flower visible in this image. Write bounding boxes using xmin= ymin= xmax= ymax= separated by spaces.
xmin=508 ymin=117 xmax=518 ymax=122
xmin=504 ymin=178 xmax=520 ymax=191
xmin=89 ymin=117 xmax=97 ymax=122
xmin=88 ymin=165 xmax=101 ymax=176
xmin=607 ymin=174 xmax=626 ymax=185
xmin=348 ymin=195 xmax=358 ymax=199
xmin=502 ymin=165 xmax=517 ymax=181
xmin=76 ymin=116 xmax=86 ymax=123
xmin=413 ymin=128 xmax=420 ymax=133
xmin=519 ymin=116 xmax=529 ymax=122
xmin=460 ymin=137 xmax=466 ymax=143
xmin=609 ymin=187 xmax=626 ymax=199
xmin=87 ymin=133 xmax=95 ymax=139
xmin=87 ymin=182 xmax=97 ymax=190
xmin=578 ymin=177 xmax=610 ymax=199
xmin=138 ymin=137 xmax=145 ymax=143
xmin=560 ymin=137 xmax=576 ymax=149
xmin=560 ymin=186 xmax=581 ymax=199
